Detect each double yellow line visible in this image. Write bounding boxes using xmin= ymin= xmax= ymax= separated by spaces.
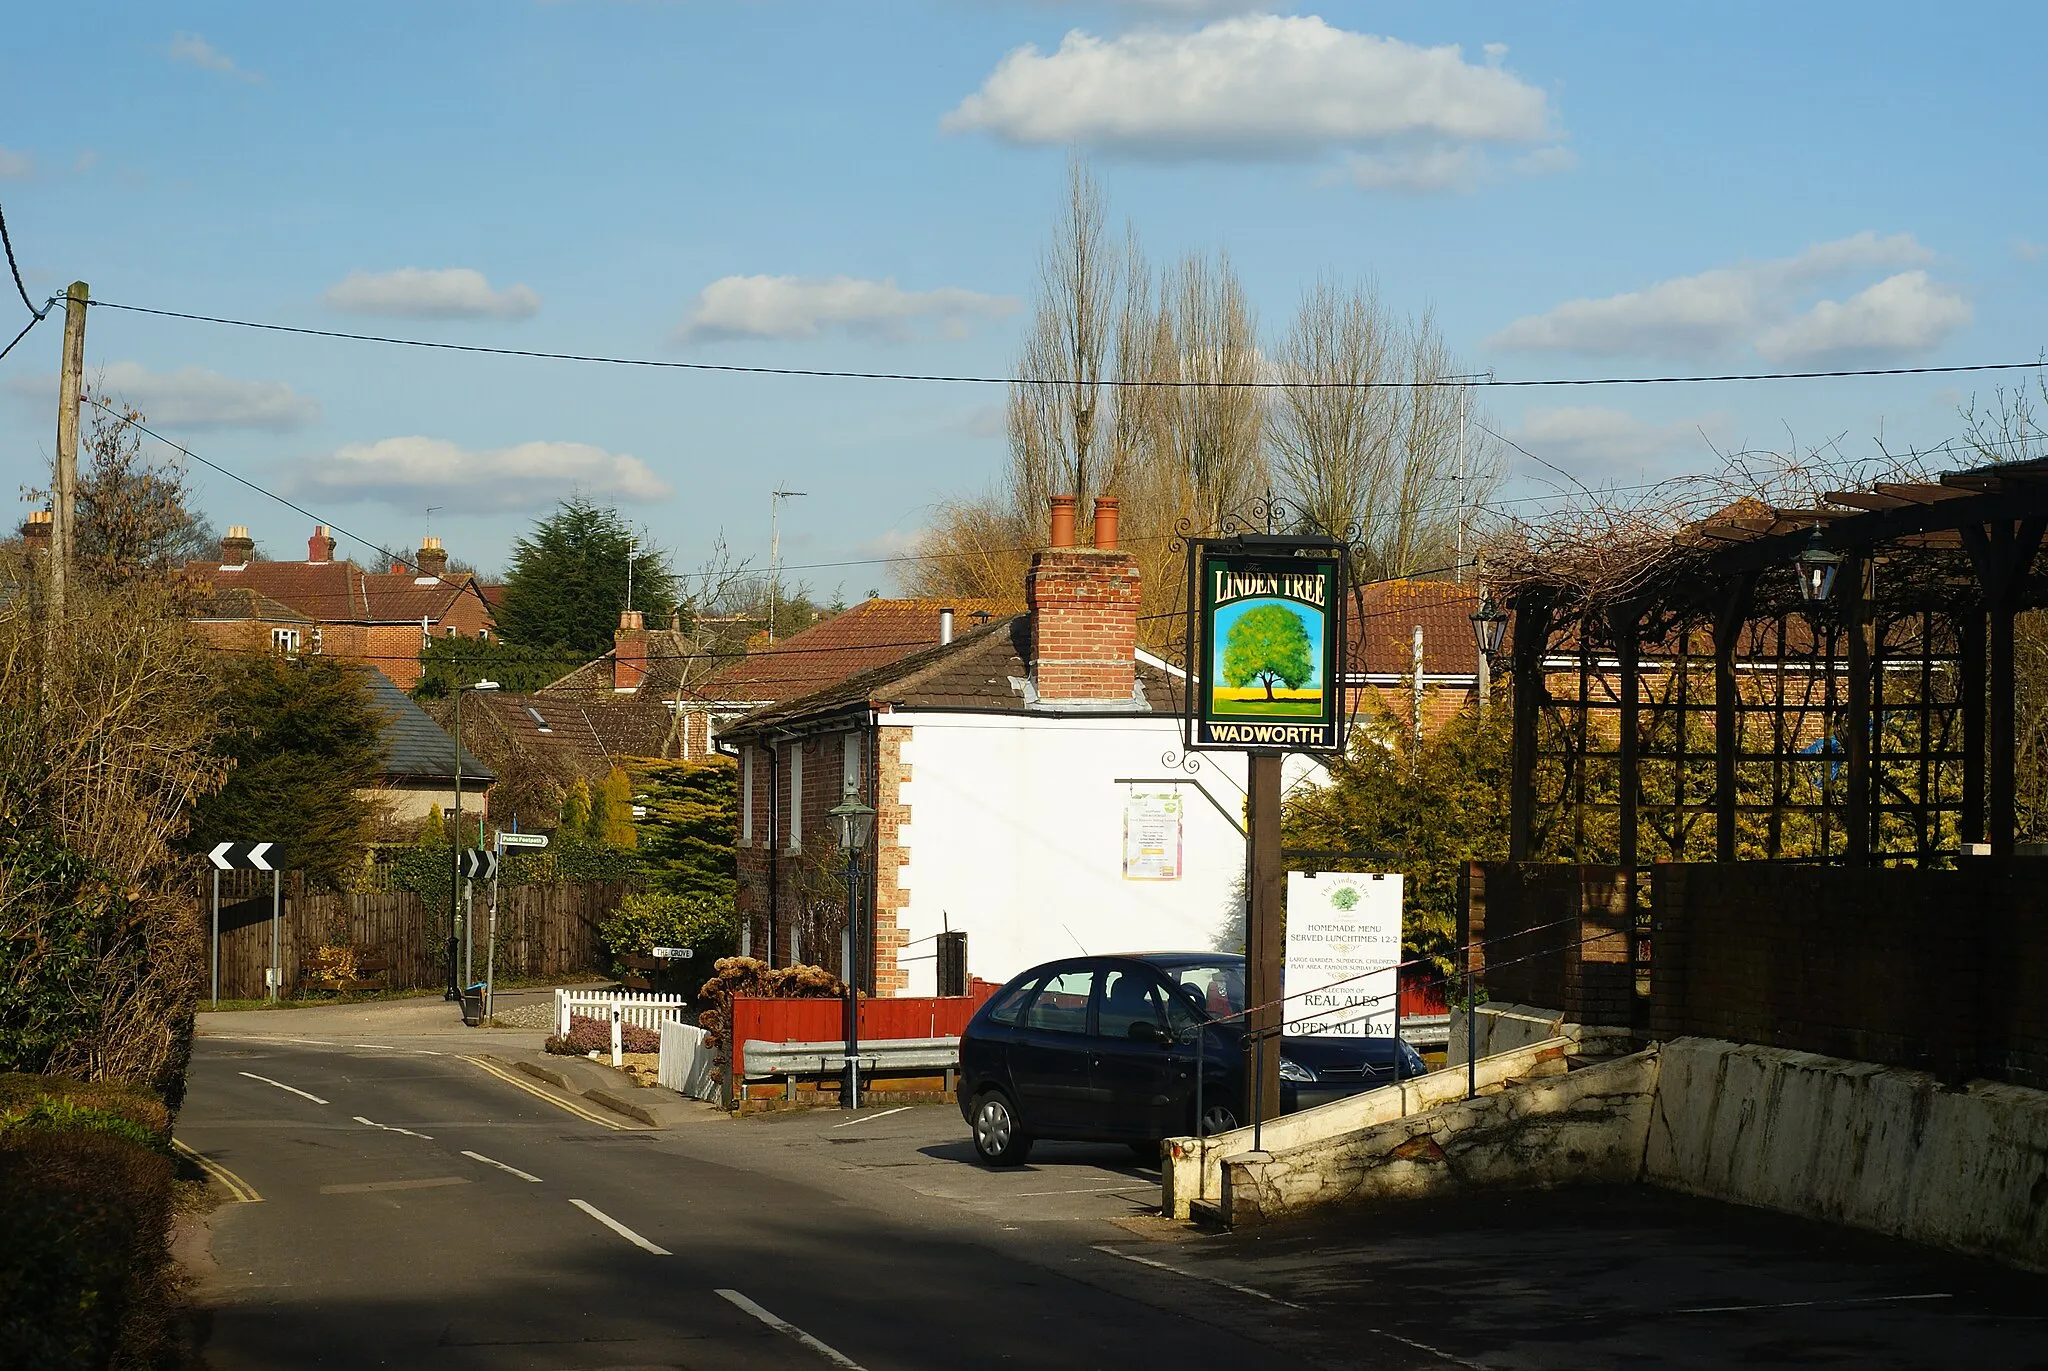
xmin=173 ymin=1138 xmax=263 ymax=1203
xmin=457 ymin=1055 xmax=630 ymax=1131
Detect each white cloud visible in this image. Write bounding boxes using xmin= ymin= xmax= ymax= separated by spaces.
xmin=944 ymin=16 xmax=1564 ymax=186
xmin=1487 ymin=232 xmax=1949 ymax=360
xmin=1754 ymin=271 xmax=1972 ymax=364
xmin=0 ymin=145 xmax=32 ymax=179
xmin=5 ymin=361 xmax=319 ymax=431
xmin=679 ymin=274 xmax=1019 ymax=343
xmin=293 ymin=437 xmax=671 ymax=512
xmin=168 ymin=33 xmax=263 ymax=84
xmin=322 ymin=267 xmax=540 ymax=320
xmin=1515 ymin=405 xmax=1721 ymax=475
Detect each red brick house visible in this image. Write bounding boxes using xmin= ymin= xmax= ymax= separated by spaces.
xmin=1346 ymin=579 xmax=1491 ymax=737
xmin=184 ymin=525 xmax=495 ymax=688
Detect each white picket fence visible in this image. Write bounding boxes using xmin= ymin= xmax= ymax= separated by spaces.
xmin=555 ymin=989 xmax=694 ymax=1065
xmin=658 ymin=1020 xmax=719 ymax=1101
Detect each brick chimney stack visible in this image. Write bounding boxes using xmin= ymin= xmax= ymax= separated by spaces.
xmin=220 ymin=526 xmax=255 ymax=567
xmin=21 ymin=510 xmax=52 ymax=555
xmin=307 ymin=524 xmax=337 ymax=563
xmin=415 ymin=536 xmax=449 ymax=579
xmin=1026 ymin=495 xmax=1141 ymax=704
xmin=614 ymin=608 xmax=647 ymax=692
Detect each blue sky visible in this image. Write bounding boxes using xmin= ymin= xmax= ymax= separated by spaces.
xmin=4 ymin=3 xmax=2044 ymax=590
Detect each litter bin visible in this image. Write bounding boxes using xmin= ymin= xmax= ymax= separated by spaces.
xmin=460 ymin=983 xmax=487 ymax=1027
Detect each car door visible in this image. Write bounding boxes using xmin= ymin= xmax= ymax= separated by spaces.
xmin=1089 ymin=965 xmax=1189 ymax=1139
xmin=1006 ymin=965 xmax=1099 ymax=1133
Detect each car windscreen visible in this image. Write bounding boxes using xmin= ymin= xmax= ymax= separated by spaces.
xmin=1154 ymin=962 xmax=1245 ymax=1019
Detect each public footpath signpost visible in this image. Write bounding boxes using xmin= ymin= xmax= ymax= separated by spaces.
xmin=1181 ymin=516 xmax=1349 ymax=1139
xmin=207 ymin=841 xmax=281 ymax=1006
xmin=483 ymin=832 xmax=546 ymax=1023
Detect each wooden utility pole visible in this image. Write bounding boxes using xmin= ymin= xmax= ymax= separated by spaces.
xmin=1245 ymin=751 xmax=1285 ymax=1127
xmin=50 ymin=281 xmax=87 ymax=619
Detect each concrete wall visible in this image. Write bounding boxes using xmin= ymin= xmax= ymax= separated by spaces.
xmin=1218 ymin=1049 xmax=1660 ymax=1226
xmin=1647 ymin=1038 xmax=2048 ymax=1272
xmin=1164 ymin=1033 xmax=1574 ymax=1220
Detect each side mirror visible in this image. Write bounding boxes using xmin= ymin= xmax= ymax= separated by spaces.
xmin=1126 ymin=1020 xmax=1166 ymax=1044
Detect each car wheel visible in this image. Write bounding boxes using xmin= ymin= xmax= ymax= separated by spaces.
xmin=1199 ymin=1102 xmax=1239 ymax=1137
xmin=970 ymin=1090 xmax=1032 ymax=1167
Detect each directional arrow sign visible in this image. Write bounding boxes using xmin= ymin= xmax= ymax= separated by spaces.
xmin=208 ymin=841 xmax=280 ymax=871
xmin=498 ymin=833 xmax=548 ymax=849
xmin=459 ymin=850 xmax=500 ymax=881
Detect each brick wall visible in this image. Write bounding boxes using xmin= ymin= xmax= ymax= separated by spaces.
xmin=1462 ymin=862 xmax=1633 ymax=1027
xmin=872 ymin=724 xmax=912 ymax=994
xmin=1025 ymin=548 xmax=1141 ymax=701
xmin=1650 ymin=860 xmax=2048 ymax=1087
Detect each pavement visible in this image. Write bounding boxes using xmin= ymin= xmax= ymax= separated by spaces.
xmin=176 ymin=997 xmax=2048 ymax=1369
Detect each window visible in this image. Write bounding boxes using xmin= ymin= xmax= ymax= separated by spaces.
xmin=740 ymin=749 xmax=754 ymax=846
xmin=983 ymin=975 xmax=1040 ymax=1028
xmin=479 ymin=628 xmax=490 ymax=642
xmin=786 ymin=746 xmax=803 ymax=852
xmin=842 ymin=730 xmax=863 ymax=796
xmin=271 ymin=627 xmax=300 ymax=656
xmin=445 ymin=626 xmax=457 ymax=637
xmin=1022 ymin=968 xmax=1096 ymax=1035
xmin=525 ymin=707 xmax=552 ymax=735
xmin=1165 ymin=962 xmax=1245 ymax=1019
xmin=1098 ymin=968 xmax=1168 ymax=1041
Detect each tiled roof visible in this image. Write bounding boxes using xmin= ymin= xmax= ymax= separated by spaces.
xmin=538 ymin=629 xmax=695 ymax=699
xmin=1349 ymin=580 xmax=1487 ymax=677
xmin=365 ymin=669 xmax=495 ymax=784
xmin=182 ymin=559 xmax=487 ymax=626
xmin=446 ymin=691 xmax=677 ymax=779
xmin=723 ymin=613 xmax=1173 ymax=737
xmin=692 ymin=597 xmax=1019 ymax=705
xmin=189 ymin=586 xmax=317 ymax=623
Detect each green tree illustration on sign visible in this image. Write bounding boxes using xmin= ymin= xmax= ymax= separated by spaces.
xmin=1222 ymin=603 xmax=1315 ymax=701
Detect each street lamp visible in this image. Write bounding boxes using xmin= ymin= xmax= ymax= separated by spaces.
xmin=448 ymin=679 xmax=499 ymax=1002
xmin=1469 ymin=592 xmax=1508 ymax=718
xmin=1795 ymin=527 xmax=1842 ymax=606
xmin=828 ymin=783 xmax=877 ymax=1111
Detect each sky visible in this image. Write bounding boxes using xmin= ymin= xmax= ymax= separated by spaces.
xmin=3 ymin=2 xmax=2045 ymax=594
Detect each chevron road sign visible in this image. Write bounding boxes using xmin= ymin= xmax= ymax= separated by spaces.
xmin=208 ymin=841 xmax=279 ymax=871
xmin=459 ymin=850 xmax=500 ymax=881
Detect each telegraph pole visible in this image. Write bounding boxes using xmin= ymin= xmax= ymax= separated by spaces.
xmin=50 ymin=281 xmax=86 ymax=620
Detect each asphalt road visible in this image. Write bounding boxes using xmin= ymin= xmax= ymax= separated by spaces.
xmin=178 ymin=1032 xmax=2048 ymax=1371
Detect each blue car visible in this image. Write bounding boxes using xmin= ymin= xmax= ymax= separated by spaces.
xmin=957 ymin=951 xmax=1425 ymax=1166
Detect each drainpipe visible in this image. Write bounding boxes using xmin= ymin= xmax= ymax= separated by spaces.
xmin=764 ymin=739 xmax=781 ymax=967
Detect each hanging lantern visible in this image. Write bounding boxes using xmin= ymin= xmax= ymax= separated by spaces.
xmin=1469 ymin=592 xmax=1508 ymax=659
xmin=1795 ymin=527 xmax=1841 ymax=605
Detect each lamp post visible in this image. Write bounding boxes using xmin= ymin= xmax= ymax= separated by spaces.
xmin=1469 ymin=591 xmax=1508 ymax=719
xmin=1795 ymin=526 xmax=1842 ymax=606
xmin=828 ymin=783 xmax=877 ymax=1111
xmin=448 ymin=679 xmax=499 ymax=1001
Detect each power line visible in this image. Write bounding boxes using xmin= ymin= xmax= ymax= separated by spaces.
xmin=0 ymin=203 xmax=49 ymax=320
xmin=86 ymin=296 xmax=2048 ymax=391
xmin=0 ymin=310 xmax=43 ymax=365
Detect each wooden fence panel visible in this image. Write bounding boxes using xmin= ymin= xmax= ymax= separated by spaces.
xmin=195 ymin=872 xmax=620 ymax=1001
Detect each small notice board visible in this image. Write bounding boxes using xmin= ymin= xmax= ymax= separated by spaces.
xmin=1283 ymin=871 xmax=1402 ymax=1038
xmin=1122 ymin=789 xmax=1184 ymax=881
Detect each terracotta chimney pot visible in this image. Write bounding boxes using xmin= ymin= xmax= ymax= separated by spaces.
xmin=416 ymin=536 xmax=449 ymax=579
xmin=1092 ymin=496 xmax=1120 ymax=551
xmin=1048 ymin=494 xmax=1078 ymax=549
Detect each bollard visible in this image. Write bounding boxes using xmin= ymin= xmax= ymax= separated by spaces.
xmin=610 ymin=998 xmax=623 ymax=1068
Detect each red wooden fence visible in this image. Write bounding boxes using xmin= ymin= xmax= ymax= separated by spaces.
xmin=731 ymin=986 xmax=997 ymax=1081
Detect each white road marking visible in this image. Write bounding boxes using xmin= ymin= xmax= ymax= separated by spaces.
xmin=716 ymin=1288 xmax=867 ymax=1369
xmin=1672 ymin=1293 xmax=1954 ymax=1314
xmin=353 ymin=1115 xmax=432 ymax=1139
xmin=569 ymin=1198 xmax=670 ymax=1255
xmin=238 ymin=1071 xmax=328 ymax=1104
xmin=462 ymin=1150 xmax=542 ymax=1183
xmin=829 ymin=1106 xmax=912 ymax=1129
xmin=350 ymin=1043 xmax=398 ymax=1050
xmin=1011 ymin=1184 xmax=1153 ymax=1198
xmin=1093 ymin=1246 xmax=1487 ymax=1367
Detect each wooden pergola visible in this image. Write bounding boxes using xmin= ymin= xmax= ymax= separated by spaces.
xmin=1502 ymin=455 xmax=2047 ymax=868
